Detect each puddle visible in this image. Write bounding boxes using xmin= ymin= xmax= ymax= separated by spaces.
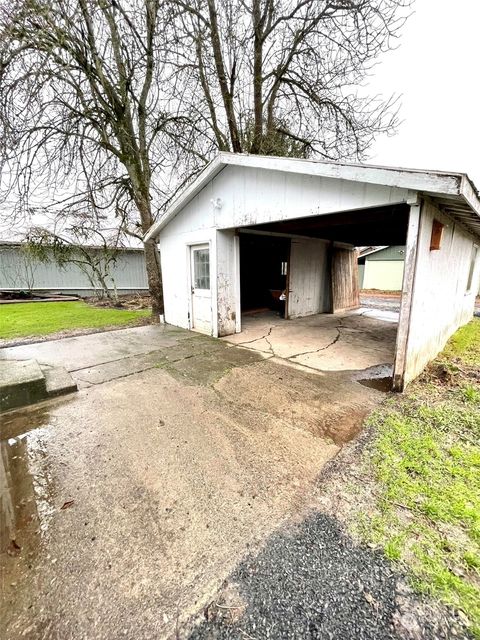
xmin=354 ymin=364 xmax=393 ymax=393
xmin=1 ymin=405 xmax=52 ymax=440
xmin=1 ymin=406 xmax=56 ymax=556
xmin=357 ymin=376 xmax=392 ymax=392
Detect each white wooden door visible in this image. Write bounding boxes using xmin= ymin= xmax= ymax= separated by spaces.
xmin=190 ymin=244 xmax=212 ymax=334
xmin=287 ymin=238 xmax=329 ymax=318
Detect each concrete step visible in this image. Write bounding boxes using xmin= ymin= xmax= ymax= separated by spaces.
xmin=41 ymin=365 xmax=78 ymax=398
xmin=0 ymin=359 xmax=47 ymax=413
xmin=0 ymin=360 xmax=78 ymax=414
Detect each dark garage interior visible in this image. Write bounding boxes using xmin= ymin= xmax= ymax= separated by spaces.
xmin=239 ymin=233 xmax=290 ymax=315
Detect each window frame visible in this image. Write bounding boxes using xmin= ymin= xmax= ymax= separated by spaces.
xmin=466 ymin=244 xmax=478 ymax=294
xmin=192 ymin=246 xmax=211 ymax=291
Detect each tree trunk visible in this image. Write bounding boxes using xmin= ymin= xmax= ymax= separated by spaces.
xmin=207 ymin=0 xmax=242 ymax=152
xmin=130 ymin=178 xmax=164 ymax=321
xmin=251 ymin=0 xmax=263 ymax=154
xmin=144 ymin=239 xmax=164 ymax=319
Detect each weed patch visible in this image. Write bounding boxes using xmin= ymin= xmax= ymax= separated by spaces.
xmin=358 ymin=319 xmax=480 ymax=637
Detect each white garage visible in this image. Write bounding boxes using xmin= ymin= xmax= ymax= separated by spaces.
xmin=145 ymin=153 xmax=480 ymax=391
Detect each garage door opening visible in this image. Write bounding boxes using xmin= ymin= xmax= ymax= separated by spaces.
xmin=228 ymin=204 xmax=410 ymax=386
xmin=239 ymin=233 xmax=290 ymax=318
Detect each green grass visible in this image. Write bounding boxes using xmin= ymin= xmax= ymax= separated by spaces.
xmin=360 ymin=318 xmax=480 ymax=637
xmin=442 ymin=319 xmax=480 ymax=366
xmin=0 ymin=301 xmax=151 ymax=340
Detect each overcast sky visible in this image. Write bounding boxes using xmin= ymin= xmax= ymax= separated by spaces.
xmin=367 ymin=0 xmax=480 ymax=187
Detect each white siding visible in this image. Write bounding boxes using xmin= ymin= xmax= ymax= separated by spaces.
xmin=403 ymin=200 xmax=479 ymax=386
xmin=160 ymin=165 xmax=411 ymax=239
xmin=214 ymin=166 xmax=410 ymax=229
xmin=288 ymin=239 xmax=330 ymax=318
xmin=158 ymin=165 xmax=410 ymax=335
xmin=216 ymin=229 xmax=238 ymax=336
xmin=158 ymin=181 xmax=218 ymax=333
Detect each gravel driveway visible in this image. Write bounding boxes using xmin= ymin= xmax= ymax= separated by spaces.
xmin=360 ymin=293 xmax=401 ymax=313
xmin=189 ymin=440 xmax=467 ymax=640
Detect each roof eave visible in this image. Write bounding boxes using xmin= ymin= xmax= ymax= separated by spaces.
xmin=460 ymin=175 xmax=480 ymax=219
xmin=143 ymin=152 xmax=480 ymax=242
xmin=218 ymin=151 xmax=464 ymax=195
xmin=144 ymin=155 xmax=225 ymax=242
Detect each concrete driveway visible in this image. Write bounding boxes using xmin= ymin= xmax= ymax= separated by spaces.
xmin=224 ymin=309 xmax=398 ymax=372
xmin=1 ymin=322 xmax=390 ymax=639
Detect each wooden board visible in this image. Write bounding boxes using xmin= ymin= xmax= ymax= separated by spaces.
xmin=287 ymin=238 xmax=329 ymax=318
xmin=331 ymin=247 xmax=360 ymax=313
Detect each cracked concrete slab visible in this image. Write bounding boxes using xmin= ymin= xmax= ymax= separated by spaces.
xmin=0 ymin=324 xmax=190 ymax=372
xmin=223 ymin=311 xmax=397 ymax=373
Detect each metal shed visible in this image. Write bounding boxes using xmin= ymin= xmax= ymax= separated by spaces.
xmin=145 ymin=153 xmax=480 ymax=391
xmin=0 ymin=243 xmax=149 ymax=296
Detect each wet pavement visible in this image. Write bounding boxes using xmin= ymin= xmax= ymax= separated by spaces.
xmin=0 ymin=324 xmax=189 ymax=373
xmin=1 ymin=322 xmax=394 ymax=639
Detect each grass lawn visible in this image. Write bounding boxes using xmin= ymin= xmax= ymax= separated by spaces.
xmin=0 ymin=301 xmax=151 ymax=340
xmin=357 ymin=318 xmax=480 ymax=637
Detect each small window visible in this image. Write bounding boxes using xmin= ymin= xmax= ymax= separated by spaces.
xmin=281 ymin=261 xmax=288 ymax=276
xmin=466 ymin=245 xmax=478 ymax=293
xmin=430 ymin=219 xmax=444 ymax=250
xmin=193 ymin=248 xmax=210 ymax=289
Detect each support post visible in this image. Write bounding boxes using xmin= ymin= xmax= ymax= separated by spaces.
xmin=392 ymin=199 xmax=422 ymax=391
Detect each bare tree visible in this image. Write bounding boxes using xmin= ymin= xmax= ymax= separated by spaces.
xmin=1 ymin=243 xmax=38 ymax=292
xmin=0 ymin=0 xmax=175 ymax=318
xmin=164 ymin=0 xmax=412 ymax=167
xmin=1 ymin=0 xmax=412 ymax=314
xmin=25 ymin=217 xmax=123 ymax=302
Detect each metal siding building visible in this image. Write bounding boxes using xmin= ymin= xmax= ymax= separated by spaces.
xmin=145 ymin=152 xmax=480 ymax=391
xmin=359 ymin=245 xmax=406 ymax=290
xmin=0 ymin=243 xmax=148 ymax=296
xmin=359 ymin=245 xmax=480 ymax=295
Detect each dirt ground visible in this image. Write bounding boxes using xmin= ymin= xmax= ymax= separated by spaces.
xmin=360 ymin=291 xmax=402 ymax=313
xmin=360 ymin=291 xmax=480 ymax=316
xmin=190 ymin=424 xmax=467 ymax=640
xmin=85 ymin=292 xmax=152 ymax=310
xmin=1 ymin=321 xmax=390 ymax=640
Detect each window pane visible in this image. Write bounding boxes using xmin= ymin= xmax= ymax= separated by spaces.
xmin=194 ymin=248 xmax=210 ymax=289
xmin=466 ymin=245 xmax=478 ymax=292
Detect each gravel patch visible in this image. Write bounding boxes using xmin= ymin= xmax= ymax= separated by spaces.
xmin=189 ymin=511 xmax=464 ymax=640
xmin=188 ymin=421 xmax=470 ymax=640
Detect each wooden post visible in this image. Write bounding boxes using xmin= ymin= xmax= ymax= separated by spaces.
xmin=392 ymin=200 xmax=422 ymax=391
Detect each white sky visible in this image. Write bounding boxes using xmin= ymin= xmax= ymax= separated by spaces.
xmin=368 ymin=0 xmax=480 ymax=188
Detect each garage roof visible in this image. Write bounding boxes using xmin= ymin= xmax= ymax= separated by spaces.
xmin=144 ymin=152 xmax=480 ymax=241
